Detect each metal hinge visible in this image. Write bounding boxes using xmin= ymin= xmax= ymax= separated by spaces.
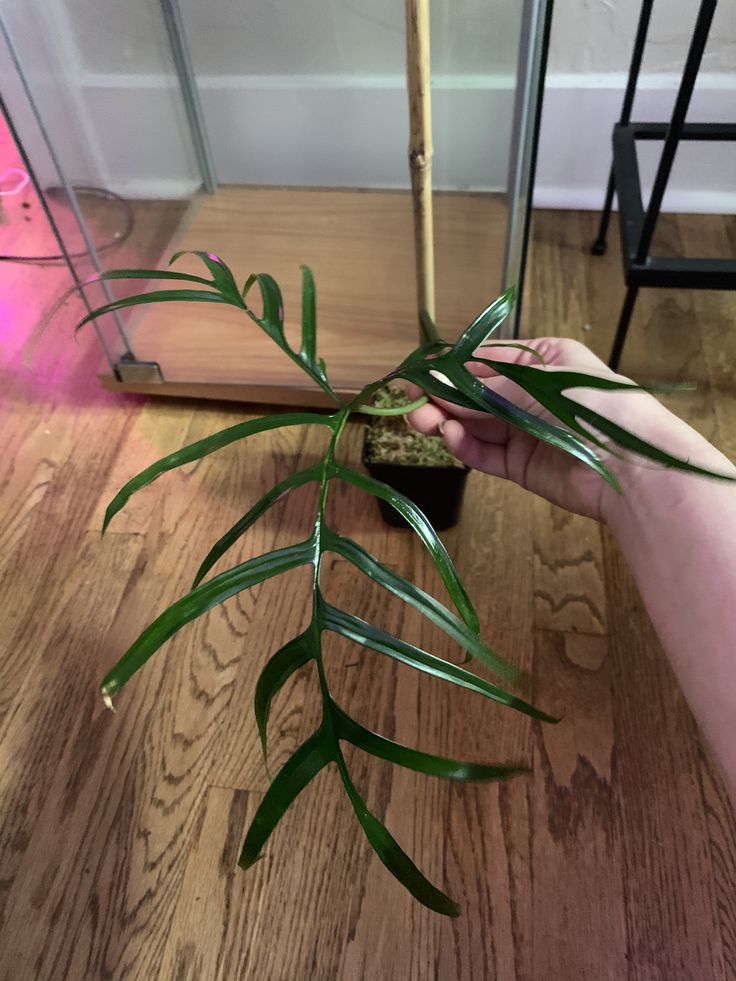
xmin=114 ymin=353 xmax=164 ymax=384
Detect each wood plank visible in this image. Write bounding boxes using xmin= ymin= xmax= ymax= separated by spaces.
xmin=531 ymin=629 xmax=627 ymax=980
xmin=674 ymin=213 xmax=736 ymax=460
xmin=102 ymin=186 xmax=508 ymax=405
xmin=697 ymin=743 xmax=736 ymax=979
xmin=1 ymin=204 xmax=734 ymax=980
xmin=533 ymin=500 xmax=607 ymax=634
xmin=157 ymin=786 xmax=268 ymax=980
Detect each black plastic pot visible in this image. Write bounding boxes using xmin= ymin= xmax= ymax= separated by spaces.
xmin=362 ymin=437 xmax=469 ymax=531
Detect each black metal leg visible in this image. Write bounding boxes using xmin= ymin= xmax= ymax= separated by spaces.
xmin=608 ymin=286 xmax=639 ymax=370
xmin=591 ymin=167 xmax=616 ymax=255
xmin=592 ymin=0 xmax=654 ymax=257
xmin=595 ymin=1 xmax=729 ymax=369
xmin=619 ymin=0 xmax=655 ymax=125
xmin=635 ymin=0 xmax=717 ymax=263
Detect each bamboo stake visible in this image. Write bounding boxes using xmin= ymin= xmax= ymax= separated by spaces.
xmin=404 ymin=0 xmax=436 ymax=339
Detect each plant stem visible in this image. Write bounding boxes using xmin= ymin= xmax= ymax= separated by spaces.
xmin=311 ymin=408 xmax=349 ymax=705
xmin=358 ymin=395 xmax=428 ymax=417
xmin=420 ymin=309 xmax=440 ymax=343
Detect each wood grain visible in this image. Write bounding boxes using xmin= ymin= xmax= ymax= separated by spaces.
xmin=533 ymin=499 xmax=607 ymax=635
xmin=101 ymin=186 xmax=508 ymax=405
xmin=1 ymin=200 xmax=734 ymax=980
xmin=531 ymin=629 xmax=627 ymax=981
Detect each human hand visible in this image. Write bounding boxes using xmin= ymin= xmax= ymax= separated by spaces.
xmin=408 ymin=337 xmax=729 ymax=525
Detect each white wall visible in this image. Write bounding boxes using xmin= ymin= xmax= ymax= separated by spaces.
xmin=549 ymin=0 xmax=736 ymax=73
xmin=55 ymin=0 xmax=523 ymax=76
xmin=54 ymin=0 xmax=736 ymax=76
xmin=540 ymin=0 xmax=736 ymax=210
xmin=2 ymin=0 xmax=734 ymax=210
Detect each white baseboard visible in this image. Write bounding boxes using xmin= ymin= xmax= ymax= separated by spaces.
xmin=537 ymin=74 xmax=736 ymax=214
xmin=98 ymin=178 xmax=201 ymax=200
xmin=533 ymin=187 xmax=736 ymax=214
xmin=81 ymin=72 xmax=515 ymax=195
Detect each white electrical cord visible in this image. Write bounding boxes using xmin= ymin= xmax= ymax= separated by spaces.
xmin=0 ymin=167 xmax=29 ymax=196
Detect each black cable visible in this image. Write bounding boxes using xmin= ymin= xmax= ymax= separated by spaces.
xmin=0 ymin=184 xmax=135 ymax=264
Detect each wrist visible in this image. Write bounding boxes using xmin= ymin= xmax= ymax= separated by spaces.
xmin=602 ymin=425 xmax=736 ymax=540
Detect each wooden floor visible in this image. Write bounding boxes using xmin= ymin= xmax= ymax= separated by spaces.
xmin=1 ymin=196 xmax=735 ymax=980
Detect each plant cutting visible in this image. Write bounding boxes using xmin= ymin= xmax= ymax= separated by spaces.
xmin=76 ymin=253 xmax=735 ymax=916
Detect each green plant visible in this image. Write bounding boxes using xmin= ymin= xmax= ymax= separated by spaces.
xmin=77 ymin=253 xmax=734 ymax=916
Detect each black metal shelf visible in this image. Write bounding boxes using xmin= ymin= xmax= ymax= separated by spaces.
xmin=591 ymin=0 xmax=735 ymax=370
xmin=612 ymin=122 xmax=736 ymax=291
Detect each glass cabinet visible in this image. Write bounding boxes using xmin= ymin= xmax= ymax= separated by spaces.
xmin=1 ymin=0 xmax=549 ymax=407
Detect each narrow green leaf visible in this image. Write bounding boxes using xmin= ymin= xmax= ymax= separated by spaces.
xmin=396 ymin=338 xmax=451 ymax=371
xmin=335 ymin=465 xmax=481 ymax=637
xmin=75 ymin=289 xmax=229 ymax=333
xmin=94 ymin=268 xmax=213 ymax=286
xmin=103 ymin=412 xmax=333 ymax=532
xmin=638 ymin=381 xmax=696 ymax=394
xmin=300 ymin=265 xmax=317 ymax=365
xmin=100 ymin=540 xmax=315 ymax=702
xmin=242 ymin=272 xmax=258 ymax=300
xmin=451 ymin=287 xmax=515 ymax=359
xmin=238 ymin=728 xmax=334 ymax=869
xmin=170 ymin=249 xmax=243 ymax=305
xmin=398 ymin=364 xmax=486 ymax=413
xmin=323 ymin=605 xmax=557 ymax=723
xmin=403 ymin=361 xmax=620 ymax=490
xmin=254 ymin=631 xmax=316 ymax=766
xmin=193 ymin=464 xmax=323 ymax=587
xmin=333 ymin=702 xmax=526 ymax=781
xmin=474 ymin=341 xmax=546 ymax=364
xmin=480 ymin=361 xmax=641 ymax=401
xmin=441 ymin=357 xmax=601 ymax=436
xmin=335 ymin=752 xmax=460 ymax=916
xmin=479 ymin=360 xmax=736 ymax=481
xmin=573 ymin=401 xmax=736 ymax=481
xmin=245 ymin=273 xmax=288 ymax=347
xmin=323 ymin=529 xmax=517 ymax=682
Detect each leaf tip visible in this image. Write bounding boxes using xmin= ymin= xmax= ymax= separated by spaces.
xmin=542 ymin=710 xmax=562 ymax=725
xmin=102 ymin=691 xmax=116 ymax=713
xmin=605 ymin=469 xmax=624 ymax=495
xmin=237 ymin=850 xmax=263 ymax=872
xmin=257 ymin=728 xmax=270 ymax=776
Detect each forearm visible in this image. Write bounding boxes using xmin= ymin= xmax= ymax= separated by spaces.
xmin=607 ymin=450 xmax=736 ymax=799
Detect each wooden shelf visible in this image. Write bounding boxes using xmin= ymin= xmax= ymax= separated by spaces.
xmin=101 ymin=185 xmax=507 ymax=407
